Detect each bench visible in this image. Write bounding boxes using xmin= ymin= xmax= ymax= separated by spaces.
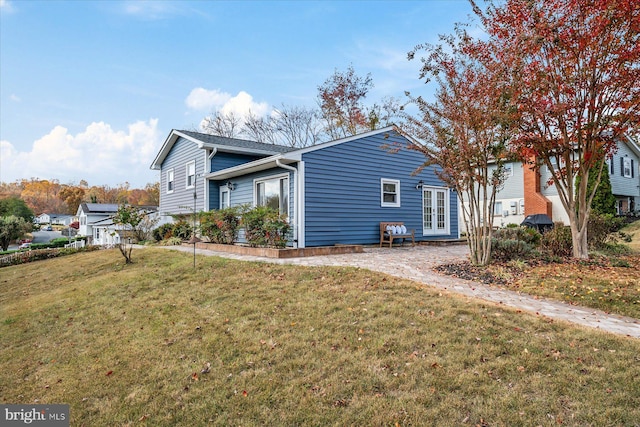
xmin=379 ymin=222 xmax=415 ymax=248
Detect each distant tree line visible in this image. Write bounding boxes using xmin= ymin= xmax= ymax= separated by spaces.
xmin=0 ymin=179 xmax=160 ymax=216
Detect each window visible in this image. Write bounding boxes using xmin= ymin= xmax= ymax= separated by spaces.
xmin=494 ymin=201 xmax=503 ymax=216
xmin=422 ymin=186 xmax=450 ymax=235
xmin=622 ymin=157 xmax=633 ymax=178
xmin=255 ymin=175 xmax=289 ymax=217
xmin=220 ymin=187 xmax=230 ymax=209
xmin=381 ymin=179 xmax=400 ymax=207
xmin=186 ymin=161 xmax=195 ymax=188
xmin=167 ymin=169 xmax=174 ymax=193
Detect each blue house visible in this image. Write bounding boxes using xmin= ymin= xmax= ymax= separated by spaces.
xmin=150 ymin=126 xmax=459 ymax=248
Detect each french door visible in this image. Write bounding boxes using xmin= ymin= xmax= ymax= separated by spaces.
xmin=423 ymin=187 xmax=449 ymax=236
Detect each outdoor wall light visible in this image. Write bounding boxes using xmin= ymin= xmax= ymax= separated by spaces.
xmin=226 ymin=181 xmax=236 ymax=191
xmin=415 ymin=180 xmax=424 ymax=190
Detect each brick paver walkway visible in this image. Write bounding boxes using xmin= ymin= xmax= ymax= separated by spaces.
xmin=158 ymin=244 xmax=640 ymax=339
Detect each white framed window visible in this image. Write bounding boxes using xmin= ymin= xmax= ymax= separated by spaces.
xmin=381 ymin=178 xmax=400 ymax=207
xmin=186 ymin=161 xmax=195 ymax=188
xmin=254 ymin=174 xmax=289 ymax=217
xmin=166 ymin=169 xmax=174 ymax=194
xmin=422 ymin=186 xmax=449 ymax=235
xmin=622 ymin=157 xmax=632 ymax=178
xmin=220 ymin=187 xmax=230 ymax=209
xmin=493 ymin=201 xmax=503 ymax=216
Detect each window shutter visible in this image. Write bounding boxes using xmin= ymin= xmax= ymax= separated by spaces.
xmin=632 ymin=159 xmax=635 ymax=178
xmin=610 ymin=158 xmax=614 ymax=174
xmin=620 ymin=157 xmax=624 ymax=175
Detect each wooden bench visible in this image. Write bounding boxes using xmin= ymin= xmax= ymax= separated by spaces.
xmin=379 ymin=222 xmax=415 ymax=248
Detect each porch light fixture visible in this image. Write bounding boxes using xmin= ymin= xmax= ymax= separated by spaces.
xmin=415 ymin=180 xmax=424 ymax=190
xmin=226 ymin=181 xmax=236 ymax=191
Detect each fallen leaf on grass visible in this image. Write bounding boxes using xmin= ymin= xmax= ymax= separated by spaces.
xmin=201 ymin=362 xmax=211 ymax=374
xmin=106 ymin=370 xmax=113 ymax=376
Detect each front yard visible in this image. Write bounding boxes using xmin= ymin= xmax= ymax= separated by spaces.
xmin=1 ymin=248 xmax=639 ymax=426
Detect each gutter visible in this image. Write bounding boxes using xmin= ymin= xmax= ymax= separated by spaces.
xmin=276 ymin=159 xmax=299 ymax=248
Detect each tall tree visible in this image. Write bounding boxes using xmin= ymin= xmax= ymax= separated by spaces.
xmin=0 ymin=216 xmax=29 ymax=251
xmin=472 ymin=0 xmax=640 ymax=258
xmin=317 ymin=65 xmax=374 ymax=139
xmin=59 ymin=185 xmax=86 ymax=214
xmin=0 ymin=197 xmax=34 ymax=223
xmin=402 ymin=27 xmax=515 ymax=265
xmin=20 ymin=179 xmax=66 ymax=214
xmin=272 ymin=104 xmax=324 ymax=148
xmin=200 ymin=111 xmax=243 ymax=138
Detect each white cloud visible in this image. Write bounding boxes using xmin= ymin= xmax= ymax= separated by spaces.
xmin=185 ymin=88 xmax=231 ymax=111
xmin=0 ymin=119 xmax=162 ymax=187
xmin=121 ymin=0 xmax=179 ymax=20
xmin=0 ymin=0 xmax=14 ymax=12
xmin=10 ymin=94 xmax=21 ymax=102
xmin=186 ymin=88 xmax=271 ymax=130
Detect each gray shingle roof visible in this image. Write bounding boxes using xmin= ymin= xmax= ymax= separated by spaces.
xmin=178 ymin=130 xmax=295 ymax=154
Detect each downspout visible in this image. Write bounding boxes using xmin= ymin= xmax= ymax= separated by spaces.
xmin=276 ymin=159 xmax=298 ymax=248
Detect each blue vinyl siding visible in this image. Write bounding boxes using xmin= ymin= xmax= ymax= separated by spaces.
xmin=160 ymin=137 xmax=206 ymax=215
xmin=302 ymin=132 xmax=458 ymax=246
xmin=210 ymin=152 xmax=263 ymax=173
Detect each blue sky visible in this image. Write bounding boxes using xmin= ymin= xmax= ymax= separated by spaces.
xmin=1 ymin=0 xmax=476 ymax=188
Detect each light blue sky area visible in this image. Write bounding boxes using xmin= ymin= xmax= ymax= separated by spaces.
xmin=0 ymin=0 xmax=477 ymax=187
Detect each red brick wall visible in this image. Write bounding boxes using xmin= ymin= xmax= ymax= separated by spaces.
xmin=523 ymin=160 xmax=553 ymax=218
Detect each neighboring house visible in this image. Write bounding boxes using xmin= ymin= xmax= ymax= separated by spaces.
xmin=36 ymin=213 xmax=73 ymax=225
xmin=76 ymin=203 xmax=120 ymax=239
xmin=472 ymin=135 xmax=640 ymax=229
xmin=90 ymin=207 xmax=159 ymax=246
xmin=150 ymin=126 xmax=460 ymax=248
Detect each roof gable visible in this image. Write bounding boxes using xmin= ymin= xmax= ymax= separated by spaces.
xmin=150 ymin=129 xmax=295 ymax=170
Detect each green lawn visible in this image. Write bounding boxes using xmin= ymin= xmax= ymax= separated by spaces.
xmin=1 ymin=248 xmax=639 ymax=426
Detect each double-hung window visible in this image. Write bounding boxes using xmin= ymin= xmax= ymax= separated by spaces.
xmin=255 ymin=174 xmax=289 ymax=217
xmin=381 ymin=178 xmax=400 ymax=207
xmin=186 ymin=161 xmax=195 ymax=188
xmin=167 ymin=169 xmax=174 ymax=193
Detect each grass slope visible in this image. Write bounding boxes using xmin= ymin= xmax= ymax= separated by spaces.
xmin=1 ymin=249 xmax=639 ymax=426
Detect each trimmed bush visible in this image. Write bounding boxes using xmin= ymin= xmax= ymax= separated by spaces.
xmin=491 ymin=226 xmax=541 ymax=261
xmin=587 ymin=213 xmax=627 ymax=249
xmin=541 ymin=223 xmax=573 ymax=258
xmin=242 ymin=206 xmax=290 ymax=248
xmin=200 ymin=207 xmax=241 ymax=244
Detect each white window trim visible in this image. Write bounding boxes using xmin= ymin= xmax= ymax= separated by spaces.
xmin=186 ymin=161 xmax=195 ymax=189
xmin=380 ymin=178 xmax=401 ymax=208
xmin=219 ymin=186 xmax=230 ymax=209
xmin=166 ymin=168 xmax=174 ymax=194
xmin=253 ymin=173 xmax=290 ymax=215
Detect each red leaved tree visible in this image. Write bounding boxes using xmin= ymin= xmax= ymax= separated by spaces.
xmin=401 ymin=28 xmax=516 ymax=265
xmin=473 ymin=0 xmax=640 ymax=258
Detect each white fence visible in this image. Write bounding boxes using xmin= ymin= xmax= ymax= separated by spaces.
xmin=64 ymin=240 xmax=86 ymax=249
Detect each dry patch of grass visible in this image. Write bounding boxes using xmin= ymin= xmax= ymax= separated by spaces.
xmin=507 ymin=256 xmax=640 ymax=319
xmin=1 ymin=248 xmax=640 ymax=426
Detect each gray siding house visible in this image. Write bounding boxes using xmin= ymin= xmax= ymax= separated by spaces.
xmin=151 ymin=126 xmax=459 ymax=248
xmin=471 ymin=135 xmax=640 ymax=229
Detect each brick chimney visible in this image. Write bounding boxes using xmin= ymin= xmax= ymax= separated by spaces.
xmin=523 ymin=159 xmax=553 ymax=218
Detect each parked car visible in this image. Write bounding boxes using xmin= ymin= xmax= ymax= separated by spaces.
xmin=18 ymin=242 xmax=31 ymax=250
xmin=46 ymin=225 xmax=53 ymax=231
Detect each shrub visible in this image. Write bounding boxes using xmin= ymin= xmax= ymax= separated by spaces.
xmin=541 ymin=223 xmax=573 ymax=258
xmin=153 ymin=223 xmax=174 ymax=241
xmin=242 ymin=206 xmax=290 ymax=248
xmin=160 ymin=237 xmax=183 ymax=246
xmin=172 ymin=220 xmax=193 ymax=240
xmin=491 ymin=226 xmax=541 ymax=261
xmin=200 ymin=207 xmax=241 ymax=244
xmin=587 ymin=213 xmax=627 ymax=249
